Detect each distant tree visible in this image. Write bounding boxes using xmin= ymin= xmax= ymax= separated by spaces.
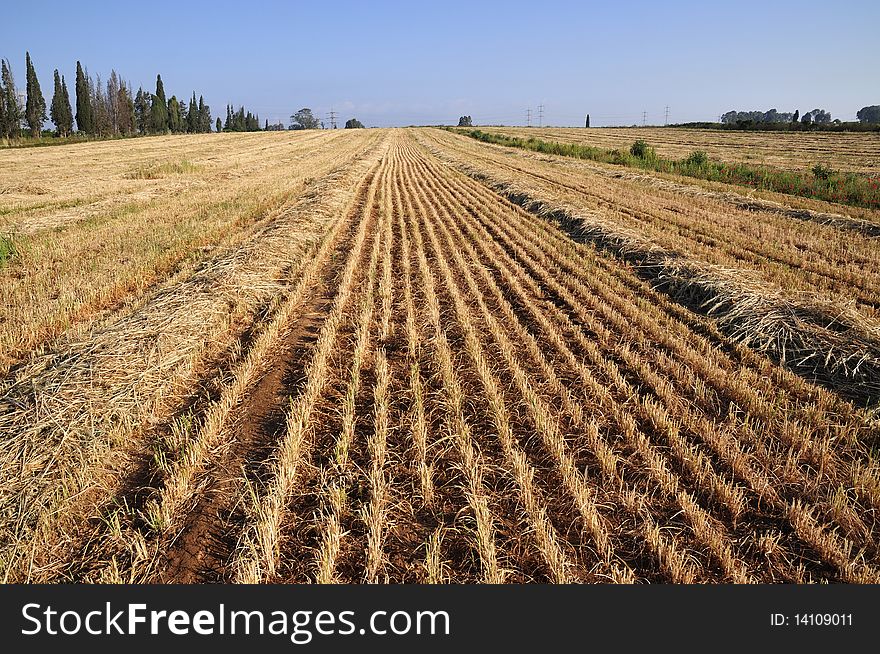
xmin=457 ymin=115 xmax=472 ymax=127
xmin=801 ymin=112 xmax=812 ymax=126
xmin=155 ymin=75 xmax=166 ymax=110
xmin=265 ymin=118 xmax=268 ymax=130
xmin=0 ymin=68 xmax=5 ymax=139
xmin=117 ymin=82 xmax=135 ymax=135
xmin=1 ymin=60 xmax=21 ymax=139
xmin=167 ymin=95 xmax=184 ymax=133
xmin=244 ymin=110 xmax=257 ymax=131
xmin=187 ymin=92 xmax=198 ymax=133
xmin=345 ymin=118 xmax=364 ymax=128
xmin=857 ymin=105 xmax=880 ymax=124
xmin=290 ymin=107 xmax=320 ymax=129
xmin=149 ymin=93 xmax=168 ymax=133
xmin=91 ymin=74 xmax=112 ymax=136
xmin=74 ymin=61 xmax=93 ymax=134
xmin=24 ymin=52 xmax=47 ymax=137
xmin=150 ymin=74 xmax=168 ymax=133
xmin=2 ymin=59 xmax=23 ymax=139
xmin=134 ymin=87 xmax=150 ymax=135
xmin=198 ymin=96 xmax=211 ymax=133
xmin=60 ymin=75 xmax=73 ymax=134
xmin=216 ymin=116 xmax=222 ymax=132
xmin=792 ymin=109 xmax=799 ymax=123
xmin=805 ymin=108 xmax=831 ymax=124
xmin=50 ymin=69 xmax=72 ymax=136
xmin=585 ymin=114 xmax=590 ymax=128
xmin=106 ymin=70 xmax=121 ymax=134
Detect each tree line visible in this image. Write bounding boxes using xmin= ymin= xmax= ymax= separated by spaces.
xmin=721 ymin=105 xmax=880 ymax=127
xmin=3 ymin=51 xmax=376 ymax=141
xmin=1 ymin=52 xmax=224 ymax=140
xmin=223 ymin=104 xmax=261 ymax=132
xmin=721 ymin=108 xmax=834 ymax=125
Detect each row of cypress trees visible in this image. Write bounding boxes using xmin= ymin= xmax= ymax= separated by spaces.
xmin=0 ymin=53 xmax=50 ymax=138
xmin=223 ymin=105 xmax=261 ymax=132
xmin=1 ymin=52 xmax=219 ymax=140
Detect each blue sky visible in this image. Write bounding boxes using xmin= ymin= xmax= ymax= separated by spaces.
xmin=4 ymin=0 xmax=879 ymax=127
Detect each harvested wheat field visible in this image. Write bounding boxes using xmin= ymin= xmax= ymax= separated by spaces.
xmin=1 ymin=128 xmax=879 ymax=584
xmin=478 ymin=126 xmax=880 ymax=174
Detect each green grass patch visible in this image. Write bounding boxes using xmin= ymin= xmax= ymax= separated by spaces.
xmin=0 ymin=235 xmax=16 ymax=267
xmin=452 ymin=128 xmax=880 ymax=210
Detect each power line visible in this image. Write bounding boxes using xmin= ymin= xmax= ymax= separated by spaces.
xmin=526 ymin=108 xmax=532 ymax=127
xmin=538 ymin=104 xmax=544 ymax=128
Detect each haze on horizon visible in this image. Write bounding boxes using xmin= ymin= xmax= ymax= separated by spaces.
xmin=6 ymin=0 xmax=879 ymax=128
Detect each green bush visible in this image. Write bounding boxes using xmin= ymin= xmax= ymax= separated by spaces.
xmin=630 ymin=139 xmax=655 ymax=159
xmin=812 ymin=163 xmax=834 ymax=180
xmin=685 ymin=150 xmax=708 ymax=167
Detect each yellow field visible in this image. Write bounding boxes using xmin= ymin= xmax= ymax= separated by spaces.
xmin=1 ymin=129 xmax=878 ymax=583
xmin=478 ymin=126 xmax=880 ymax=173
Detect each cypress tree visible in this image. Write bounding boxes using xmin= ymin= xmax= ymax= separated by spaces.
xmin=224 ymin=104 xmax=232 ymax=131
xmin=167 ymin=95 xmax=182 ymax=133
xmin=50 ymin=70 xmax=66 ymax=136
xmin=155 ymin=74 xmax=166 ymax=108
xmin=0 ymin=67 xmax=6 ymax=140
xmin=149 ymin=93 xmax=168 ymax=133
xmin=60 ymin=75 xmax=73 ymax=136
xmin=117 ymin=83 xmax=135 ymax=136
xmin=134 ymin=87 xmax=150 ymax=135
xmin=216 ymin=117 xmax=221 ymax=132
xmin=75 ymin=61 xmax=93 ymax=134
xmin=1 ymin=59 xmax=22 ymax=140
xmin=187 ymin=92 xmax=198 ymax=133
xmin=198 ymin=96 xmax=210 ymax=133
xmin=152 ymin=74 xmax=168 ymax=132
xmin=25 ymin=52 xmax=47 ymax=137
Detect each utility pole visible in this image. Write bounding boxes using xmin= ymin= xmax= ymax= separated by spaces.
xmin=642 ymin=111 xmax=647 ymax=127
xmin=526 ymin=108 xmax=532 ymax=127
xmin=328 ymin=108 xmax=338 ymax=129
xmin=538 ymin=104 xmax=544 ymax=128
xmin=664 ymin=105 xmax=670 ymax=126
